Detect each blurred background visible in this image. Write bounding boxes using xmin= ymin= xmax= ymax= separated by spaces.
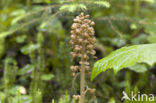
xmin=0 ymin=0 xmax=156 ymax=103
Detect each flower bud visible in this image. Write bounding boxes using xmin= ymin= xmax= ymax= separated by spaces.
xmin=69 ymin=40 xmax=74 ymax=45
xmin=73 ymin=95 xmax=80 ymax=100
xmin=80 ymin=12 xmax=84 ymax=16
xmin=84 ymin=19 xmax=91 ymax=24
xmin=79 ymin=61 xmax=89 ymax=65
xmin=74 ymin=18 xmax=81 ymax=23
xmin=89 ymin=50 xmax=96 ymax=56
xmin=89 ymin=30 xmax=95 ymax=36
xmin=71 ymin=35 xmax=76 ymax=39
xmin=71 ymin=30 xmax=74 ymax=34
xmin=70 ymin=52 xmax=77 ymax=58
xmin=72 ymin=72 xmax=76 ymax=76
xmin=78 ymin=53 xmax=82 ymax=57
xmin=85 ymin=15 xmax=90 ymax=18
xmin=74 ymin=46 xmax=81 ymax=51
xmin=84 ymin=40 xmax=89 ymax=44
xmin=71 ymin=23 xmax=78 ymax=29
xmin=84 ymin=61 xmax=89 ymax=65
xmin=88 ymin=27 xmax=94 ymax=32
xmin=70 ymin=66 xmax=75 ymax=71
xmin=90 ymin=21 xmax=95 ymax=26
xmin=81 ymin=24 xmax=87 ymax=28
xmin=89 ymin=37 xmax=96 ymax=44
xmin=76 ymin=29 xmax=81 ymax=34
xmin=83 ymin=54 xmax=89 ymax=60
xmin=78 ymin=38 xmax=83 ymax=43
xmin=87 ymin=44 xmax=94 ymax=49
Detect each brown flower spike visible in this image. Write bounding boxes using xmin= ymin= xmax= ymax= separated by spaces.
xmin=70 ymin=13 xmax=96 ymax=74
xmin=70 ymin=13 xmax=96 ymax=103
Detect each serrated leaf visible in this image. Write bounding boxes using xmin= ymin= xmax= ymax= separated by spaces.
xmin=91 ymin=44 xmax=156 ymax=81
xmin=129 ymin=64 xmax=147 ymax=73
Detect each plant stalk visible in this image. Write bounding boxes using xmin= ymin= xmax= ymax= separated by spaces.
xmin=80 ymin=46 xmax=85 ymax=103
xmin=80 ymin=64 xmax=85 ymax=103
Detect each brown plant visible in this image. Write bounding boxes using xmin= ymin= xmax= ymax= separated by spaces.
xmin=70 ymin=13 xmax=96 ymax=103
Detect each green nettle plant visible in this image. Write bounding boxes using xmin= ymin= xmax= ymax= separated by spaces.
xmin=91 ymin=44 xmax=156 ymax=81
xmin=69 ymin=13 xmax=96 ymax=103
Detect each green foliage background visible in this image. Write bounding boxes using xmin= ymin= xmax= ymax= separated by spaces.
xmin=0 ymin=0 xmax=156 ymax=103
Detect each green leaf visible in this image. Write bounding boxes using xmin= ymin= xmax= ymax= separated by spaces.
xmin=11 ymin=15 xmax=26 ymax=25
xmin=91 ymin=44 xmax=156 ymax=81
xmin=51 ymin=100 xmax=55 ymax=103
xmin=18 ymin=64 xmax=34 ymax=75
xmin=130 ymin=23 xmax=137 ymax=30
xmin=129 ymin=64 xmax=147 ymax=73
xmin=108 ymin=97 xmax=115 ymax=103
xmin=41 ymin=74 xmax=54 ymax=81
xmin=0 ymin=92 xmax=5 ymax=102
xmin=21 ymin=43 xmax=40 ymax=55
xmin=10 ymin=9 xmax=26 ymax=16
xmin=39 ymin=17 xmax=65 ymax=38
xmin=11 ymin=9 xmax=26 ymax=25
xmin=142 ymin=0 xmax=155 ymax=3
xmin=147 ymin=36 xmax=156 ymax=43
xmin=0 ymin=38 xmax=5 ymax=58
xmin=12 ymin=95 xmax=32 ymax=103
xmin=15 ymin=35 xmax=26 ymax=43
xmin=93 ymin=1 xmax=111 ymax=8
xmin=143 ymin=23 xmax=156 ymax=35
xmin=0 ymin=30 xmax=15 ymax=39
xmin=59 ymin=4 xmax=87 ymax=12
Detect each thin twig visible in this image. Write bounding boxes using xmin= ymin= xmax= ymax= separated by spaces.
xmin=108 ymin=19 xmax=123 ymax=38
xmin=84 ymin=86 xmax=89 ymax=94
